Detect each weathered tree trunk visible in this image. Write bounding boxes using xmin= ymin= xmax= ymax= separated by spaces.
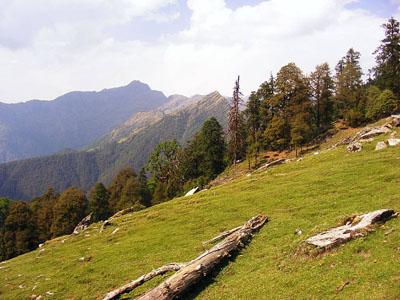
xmin=103 ymin=214 xmax=268 ymax=300
xmin=103 ymin=263 xmax=185 ymax=300
xmin=306 ymin=209 xmax=397 ymax=249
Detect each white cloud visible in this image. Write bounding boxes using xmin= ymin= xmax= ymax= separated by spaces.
xmin=0 ymin=0 xmax=391 ymax=103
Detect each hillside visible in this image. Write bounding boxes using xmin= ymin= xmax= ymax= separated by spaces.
xmin=0 ymin=92 xmax=229 ymax=200
xmin=0 ymin=126 xmax=399 ymax=299
xmin=0 ymin=81 xmax=167 ymax=163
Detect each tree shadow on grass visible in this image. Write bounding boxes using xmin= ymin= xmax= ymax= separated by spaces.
xmin=177 ymin=250 xmax=242 ymax=300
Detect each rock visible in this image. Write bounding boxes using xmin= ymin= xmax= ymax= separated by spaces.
xmin=387 ymin=138 xmax=400 ymax=146
xmin=390 ymin=114 xmax=400 ymax=127
xmin=294 ymin=228 xmax=303 ymax=235
xmin=31 ymin=295 xmax=42 ymax=300
xmin=73 ymin=213 xmax=92 ymax=235
xmin=46 ymin=291 xmax=54 ymax=296
xmin=313 ymin=151 xmax=320 ymax=155
xmin=375 ymin=141 xmax=387 ymax=151
xmin=346 ymin=142 xmax=362 ymax=152
xmin=78 ymin=256 xmax=92 ymax=262
xmin=306 ymin=209 xmax=397 ymax=249
xmin=185 ymin=187 xmax=199 ymax=197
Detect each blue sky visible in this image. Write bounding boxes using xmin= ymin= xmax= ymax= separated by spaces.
xmin=0 ymin=0 xmax=399 ymax=103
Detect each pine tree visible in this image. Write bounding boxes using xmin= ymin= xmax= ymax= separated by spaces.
xmin=138 ymin=168 xmax=152 ymax=207
xmin=3 ymin=202 xmax=37 ymax=259
xmin=51 ymin=188 xmax=87 ymax=237
xmin=257 ymin=74 xmax=275 ymax=131
xmin=264 ymin=63 xmax=312 ymax=150
xmin=309 ymin=63 xmax=334 ymax=133
xmin=88 ymin=183 xmax=110 ymax=222
xmin=30 ymin=188 xmax=58 ymax=243
xmin=372 ymin=17 xmax=400 ymax=98
xmin=335 ymin=48 xmax=365 ymax=125
xmin=0 ymin=197 xmax=10 ymax=260
xmin=146 ymin=140 xmax=183 ymax=200
xmin=245 ymin=92 xmax=262 ymax=167
xmin=228 ymin=76 xmax=245 ymax=164
xmin=196 ymin=117 xmax=226 ymax=180
xmin=108 ymin=168 xmax=140 ymax=213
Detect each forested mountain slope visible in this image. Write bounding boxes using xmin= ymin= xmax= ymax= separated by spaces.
xmin=0 ymin=126 xmax=398 ymax=299
xmin=0 ymin=81 xmax=167 ymax=163
xmin=0 ymin=92 xmax=229 ymax=200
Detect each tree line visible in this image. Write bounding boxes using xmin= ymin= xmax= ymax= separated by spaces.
xmin=228 ymin=17 xmax=400 ymax=166
xmin=0 ymin=17 xmax=399 ymax=261
xmin=0 ymin=117 xmax=226 ymax=260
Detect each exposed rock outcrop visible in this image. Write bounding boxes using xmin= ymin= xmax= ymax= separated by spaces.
xmin=306 ymin=209 xmax=397 ymax=249
xmin=73 ymin=213 xmax=92 ymax=235
xmin=375 ymin=141 xmax=387 ymax=151
xmin=346 ymin=142 xmax=362 ymax=152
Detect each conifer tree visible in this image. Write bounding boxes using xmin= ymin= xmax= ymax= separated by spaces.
xmin=108 ymin=168 xmax=140 ymax=213
xmin=228 ymin=76 xmax=245 ymax=164
xmin=138 ymin=168 xmax=152 ymax=207
xmin=88 ymin=183 xmax=110 ymax=221
xmin=51 ymin=188 xmax=87 ymax=237
xmin=335 ymin=48 xmax=365 ymax=125
xmin=30 ymin=188 xmax=58 ymax=242
xmin=309 ymin=63 xmax=334 ymax=133
xmin=3 ymin=202 xmax=37 ymax=259
xmin=372 ymin=17 xmax=400 ymax=98
xmin=257 ymin=74 xmax=275 ymax=131
xmin=245 ymin=92 xmax=262 ymax=167
xmin=264 ymin=63 xmax=312 ymax=150
xmin=0 ymin=197 xmax=10 ymax=260
xmin=146 ymin=140 xmax=183 ymax=200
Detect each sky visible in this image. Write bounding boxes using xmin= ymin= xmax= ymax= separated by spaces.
xmin=0 ymin=0 xmax=399 ymax=103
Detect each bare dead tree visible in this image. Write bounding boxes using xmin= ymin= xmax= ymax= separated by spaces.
xmin=228 ymin=76 xmax=244 ymax=164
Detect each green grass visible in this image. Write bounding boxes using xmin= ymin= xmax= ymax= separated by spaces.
xmin=1 ymin=130 xmax=399 ymax=299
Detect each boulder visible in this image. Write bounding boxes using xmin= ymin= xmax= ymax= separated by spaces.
xmin=306 ymin=209 xmax=397 ymax=249
xmin=73 ymin=213 xmax=92 ymax=235
xmin=387 ymin=138 xmax=400 ymax=146
xmin=346 ymin=142 xmax=362 ymax=152
xmin=390 ymin=114 xmax=400 ymax=127
xmin=375 ymin=141 xmax=387 ymax=151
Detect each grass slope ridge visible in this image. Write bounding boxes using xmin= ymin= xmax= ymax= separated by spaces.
xmin=0 ymin=129 xmax=399 ymax=299
xmin=0 ymin=92 xmax=229 ymax=200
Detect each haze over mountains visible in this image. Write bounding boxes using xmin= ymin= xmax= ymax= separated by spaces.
xmin=0 ymin=88 xmax=229 ymax=200
xmin=0 ymin=81 xmax=167 ymax=163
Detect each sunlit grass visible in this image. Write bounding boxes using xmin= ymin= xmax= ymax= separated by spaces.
xmin=0 ymin=129 xmax=399 ymax=299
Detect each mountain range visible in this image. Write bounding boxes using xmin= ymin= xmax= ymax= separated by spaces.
xmin=0 ymin=90 xmax=229 ymax=200
xmin=0 ymin=81 xmax=167 ymax=163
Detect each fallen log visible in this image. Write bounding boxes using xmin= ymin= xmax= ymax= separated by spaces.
xmin=103 ymin=263 xmax=185 ymax=300
xmin=258 ymin=159 xmax=285 ymax=171
xmin=306 ymin=209 xmax=397 ymax=249
xmin=103 ymin=214 xmax=268 ymax=300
